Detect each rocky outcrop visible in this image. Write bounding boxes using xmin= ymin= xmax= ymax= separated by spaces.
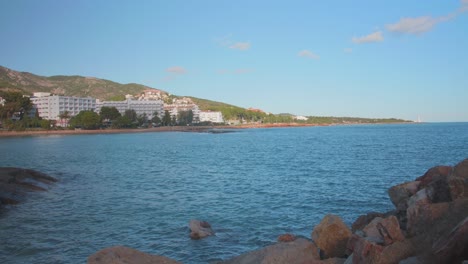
xmin=189 ymin=219 xmax=215 ymax=239
xmin=277 ymin=233 xmax=296 ymax=242
xmin=311 ymin=214 xmax=352 ymax=258
xmin=0 ymin=167 xmax=57 ymax=208
xmin=87 ymin=246 xmax=181 ymax=264
xmin=218 ymin=238 xmax=320 ymax=264
xmin=388 ymin=181 xmax=420 ymax=211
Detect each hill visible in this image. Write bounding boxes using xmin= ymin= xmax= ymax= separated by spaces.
xmin=0 ymin=66 xmax=150 ymax=100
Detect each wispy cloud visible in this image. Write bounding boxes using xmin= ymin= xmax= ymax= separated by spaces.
xmin=217 ymin=68 xmax=254 ymax=75
xmin=166 ymin=66 xmax=187 ymax=74
xmin=163 ymin=66 xmax=187 ymax=82
xmin=229 ymin=42 xmax=251 ymax=51
xmin=352 ymin=31 xmax=384 ymax=44
xmin=298 ymin=50 xmax=320 ymax=60
xmin=386 ymin=1 xmax=467 ymax=35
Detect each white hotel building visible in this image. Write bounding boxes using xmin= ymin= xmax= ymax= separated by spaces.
xmin=95 ymin=99 xmax=164 ymax=120
xmin=199 ymin=111 xmax=224 ymax=123
xmin=31 ymin=93 xmax=96 ymax=121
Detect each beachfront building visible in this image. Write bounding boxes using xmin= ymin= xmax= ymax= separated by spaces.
xmin=31 ymin=93 xmax=96 ymax=122
xmin=95 ymin=99 xmax=164 ymax=120
xmin=199 ymin=111 xmax=224 ymax=123
xmin=164 ymin=104 xmax=200 ymax=122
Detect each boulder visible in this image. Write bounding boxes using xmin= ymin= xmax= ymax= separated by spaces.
xmin=87 ymin=246 xmax=181 ymax=264
xmin=407 ymin=188 xmax=430 ymax=209
xmin=415 ymin=166 xmax=452 ymax=188
xmin=218 ymin=238 xmax=320 ymax=264
xmin=312 ymin=214 xmax=352 ymax=258
xmin=346 ymin=234 xmax=415 ymax=264
xmin=432 ymin=216 xmax=468 ymax=263
xmin=447 ymin=159 xmax=468 ymax=200
xmin=352 ymin=212 xmax=385 ymax=232
xmin=362 ymin=216 xmax=405 ymax=246
xmin=277 ymin=233 xmax=296 ymax=242
xmin=425 ymin=179 xmax=452 ymax=203
xmin=189 ymin=219 xmax=214 ymax=239
xmin=388 ymin=181 xmax=420 ymax=211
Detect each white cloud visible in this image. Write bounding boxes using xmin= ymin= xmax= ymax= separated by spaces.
xmin=344 ymin=48 xmax=353 ymax=53
xmin=166 ymin=66 xmax=187 ymax=74
xmin=298 ymin=50 xmax=320 ymax=59
xmin=229 ymin=42 xmax=251 ymax=51
xmin=352 ymin=31 xmax=384 ymax=44
xmin=386 ymin=16 xmax=450 ymax=34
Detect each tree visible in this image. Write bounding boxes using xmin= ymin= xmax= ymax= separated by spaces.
xmin=171 ymin=115 xmax=177 ymax=126
xmin=100 ymin=106 xmax=121 ymax=121
xmin=162 ymin=110 xmax=171 ymax=126
xmin=124 ymin=109 xmax=137 ymax=122
xmin=58 ymin=111 xmax=71 ymax=127
xmin=69 ymin=110 xmax=101 ymax=129
xmin=178 ymin=110 xmax=194 ymax=126
xmin=137 ymin=113 xmax=148 ymax=127
xmin=112 ymin=116 xmax=133 ymax=128
xmin=151 ymin=111 xmax=161 ymax=126
xmin=0 ymin=91 xmax=33 ymax=120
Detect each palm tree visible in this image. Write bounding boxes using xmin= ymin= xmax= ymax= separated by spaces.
xmin=58 ymin=111 xmax=71 ymax=127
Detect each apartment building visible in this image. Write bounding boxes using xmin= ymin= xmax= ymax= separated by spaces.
xmin=95 ymin=99 xmax=164 ymax=120
xmin=31 ymin=93 xmax=96 ymax=121
xmin=199 ymin=111 xmax=224 ymax=123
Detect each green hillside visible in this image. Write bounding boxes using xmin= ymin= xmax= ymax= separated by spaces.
xmin=0 ymin=66 xmax=149 ymax=100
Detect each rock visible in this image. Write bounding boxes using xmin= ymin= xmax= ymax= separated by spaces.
xmin=432 ymin=216 xmax=468 ymax=263
xmin=388 ymin=181 xmax=420 ymax=211
xmin=87 ymin=246 xmax=181 ymax=264
xmin=189 ymin=219 xmax=214 ymax=239
xmin=0 ymin=167 xmax=57 ymax=209
xmin=406 ymin=188 xmax=431 ymax=213
xmin=447 ymin=159 xmax=468 ymax=200
xmin=406 ymin=199 xmax=468 ymax=236
xmin=218 ymin=238 xmax=320 ymax=264
xmin=425 ymin=179 xmax=451 ymax=203
xmin=312 ymin=214 xmax=352 ymax=258
xmin=415 ymin=166 xmax=452 ymax=188
xmin=320 ymin=257 xmax=347 ymax=264
xmin=346 ymin=234 xmax=415 ymax=264
xmin=362 ymin=216 xmax=405 ymax=246
xmin=352 ymin=212 xmax=385 ymax=233
xmin=277 ymin=233 xmax=296 ymax=242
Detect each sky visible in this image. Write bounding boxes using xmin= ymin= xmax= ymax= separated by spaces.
xmin=1 ymin=0 xmax=467 ymax=122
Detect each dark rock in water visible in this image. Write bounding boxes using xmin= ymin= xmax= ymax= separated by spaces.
xmin=87 ymin=246 xmax=181 ymax=264
xmin=311 ymin=214 xmax=352 ymax=258
xmin=0 ymin=167 xmax=57 ymax=209
xmin=189 ymin=219 xmax=215 ymax=239
xmin=217 ymin=238 xmax=319 ymax=264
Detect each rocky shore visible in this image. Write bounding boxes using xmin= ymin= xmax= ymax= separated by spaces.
xmin=87 ymin=159 xmax=468 ymax=263
xmin=0 ymin=167 xmax=57 ymax=209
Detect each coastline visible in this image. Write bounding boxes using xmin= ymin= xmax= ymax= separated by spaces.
xmin=0 ymin=122 xmax=413 ymax=138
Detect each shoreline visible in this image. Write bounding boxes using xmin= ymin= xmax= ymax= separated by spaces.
xmin=0 ymin=122 xmax=413 ymax=138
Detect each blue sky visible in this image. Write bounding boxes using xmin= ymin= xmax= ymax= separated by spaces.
xmin=1 ymin=0 xmax=467 ymax=121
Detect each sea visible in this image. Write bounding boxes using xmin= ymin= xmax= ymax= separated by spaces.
xmin=0 ymin=123 xmax=467 ymax=263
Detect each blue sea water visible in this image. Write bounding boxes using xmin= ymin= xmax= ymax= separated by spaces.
xmin=0 ymin=123 xmax=467 ymax=263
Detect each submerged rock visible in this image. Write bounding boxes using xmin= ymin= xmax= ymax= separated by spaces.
xmin=87 ymin=246 xmax=181 ymax=264
xmin=311 ymin=214 xmax=352 ymax=259
xmin=189 ymin=219 xmax=215 ymax=239
xmin=0 ymin=167 xmax=57 ymax=209
xmin=218 ymin=238 xmax=319 ymax=264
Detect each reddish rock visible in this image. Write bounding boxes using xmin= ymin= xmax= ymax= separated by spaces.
xmin=388 ymin=181 xmax=420 ymax=211
xmin=426 ymin=178 xmax=452 ymax=203
xmin=352 ymin=212 xmax=385 ymax=232
xmin=453 ymin=159 xmax=468 ymax=178
xmin=277 ymin=233 xmax=296 ymax=242
xmin=415 ymin=166 xmax=452 ymax=188
xmin=432 ymin=216 xmax=468 ymax=263
xmin=219 ymin=238 xmax=320 ymax=264
xmin=312 ymin=214 xmax=352 ymax=258
xmin=407 ymin=188 xmax=430 ymax=209
xmin=362 ymin=216 xmax=405 ymax=246
xmin=447 ymin=159 xmax=468 ymax=200
xmin=346 ymin=234 xmax=384 ymax=264
xmin=189 ymin=219 xmax=215 ymax=239
xmin=87 ymin=246 xmax=181 ymax=264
